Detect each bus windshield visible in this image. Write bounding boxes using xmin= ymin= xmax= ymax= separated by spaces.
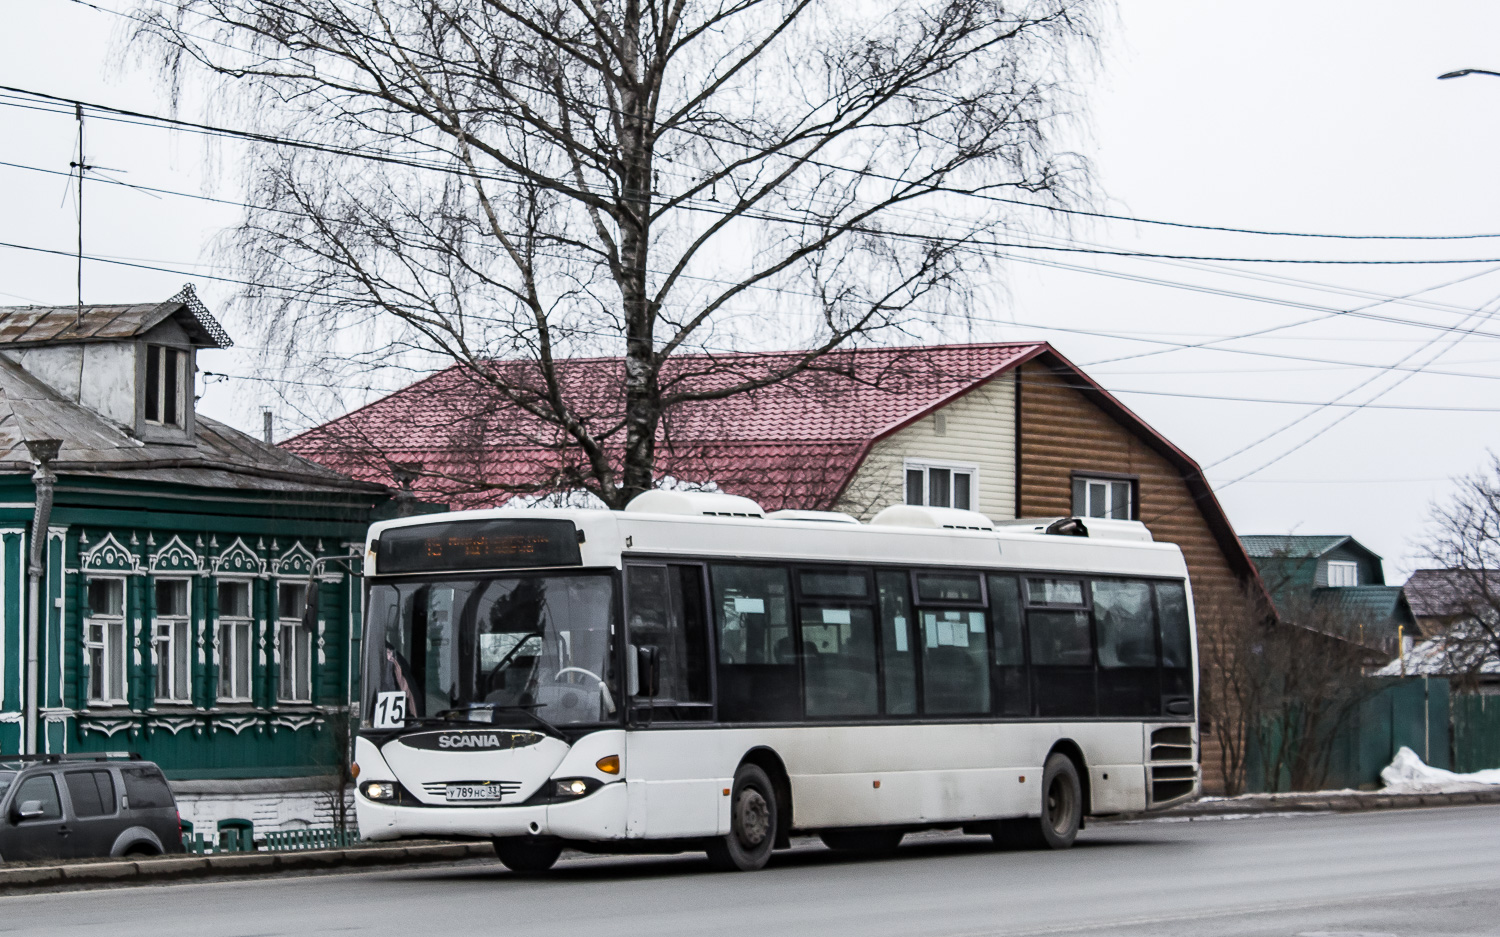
xmin=365 ymin=573 xmax=618 ymax=729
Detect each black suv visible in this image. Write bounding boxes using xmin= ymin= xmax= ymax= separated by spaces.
xmin=0 ymin=755 xmax=184 ymax=862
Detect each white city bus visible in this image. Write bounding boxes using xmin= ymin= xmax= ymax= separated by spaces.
xmin=352 ymin=491 xmax=1199 ymax=872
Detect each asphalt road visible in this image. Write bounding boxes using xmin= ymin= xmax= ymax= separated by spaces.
xmin=4 ymin=806 xmax=1500 ymax=937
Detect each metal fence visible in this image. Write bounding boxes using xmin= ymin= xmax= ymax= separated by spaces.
xmin=181 ymin=824 xmax=359 ymax=854
xmin=1247 ymin=677 xmax=1500 ymax=792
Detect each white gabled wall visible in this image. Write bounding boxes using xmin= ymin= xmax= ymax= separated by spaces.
xmin=835 ymin=372 xmax=1016 ymax=522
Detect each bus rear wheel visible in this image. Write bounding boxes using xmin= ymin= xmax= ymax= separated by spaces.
xmin=995 ymin=753 xmax=1082 ymax=850
xmin=493 ymin=836 xmax=563 ymax=873
xmin=819 ymin=829 xmax=904 ymax=855
xmin=706 ymin=763 xmax=778 ymax=871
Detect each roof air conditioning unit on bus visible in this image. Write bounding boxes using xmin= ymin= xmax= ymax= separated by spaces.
xmin=624 ymin=490 xmax=766 ymax=518
xmin=868 ymin=505 xmax=995 ymax=531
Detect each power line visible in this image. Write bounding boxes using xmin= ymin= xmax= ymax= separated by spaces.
xmin=8 ymin=231 xmax=1500 ymax=388
xmin=11 ymin=84 xmax=1500 ymax=267
xmin=78 ymin=0 xmax=1500 ymax=245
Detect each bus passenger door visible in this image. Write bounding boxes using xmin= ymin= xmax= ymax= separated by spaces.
xmin=623 ymin=564 xmax=719 ymax=838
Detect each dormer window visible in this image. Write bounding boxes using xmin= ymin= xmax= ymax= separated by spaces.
xmin=1326 ymin=561 xmax=1359 ymax=587
xmin=144 ymin=344 xmax=188 ymax=428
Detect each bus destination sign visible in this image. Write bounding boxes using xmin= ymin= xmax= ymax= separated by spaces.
xmin=375 ymin=518 xmax=583 ymax=573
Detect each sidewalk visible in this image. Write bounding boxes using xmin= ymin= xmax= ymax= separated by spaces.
xmin=1136 ymin=786 xmax=1500 ymax=820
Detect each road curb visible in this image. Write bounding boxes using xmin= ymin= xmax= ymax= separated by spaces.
xmin=0 ymin=841 xmax=494 ymax=892
xmin=1128 ymin=787 xmax=1500 ymax=820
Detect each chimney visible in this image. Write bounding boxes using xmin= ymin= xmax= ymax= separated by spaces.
xmin=262 ymin=409 xmax=274 ymax=445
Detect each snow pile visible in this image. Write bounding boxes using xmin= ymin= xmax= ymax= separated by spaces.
xmin=1380 ymin=746 xmax=1500 ymax=794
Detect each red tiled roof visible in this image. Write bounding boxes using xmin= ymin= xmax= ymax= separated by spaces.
xmin=285 ymin=343 xmax=1045 ymax=508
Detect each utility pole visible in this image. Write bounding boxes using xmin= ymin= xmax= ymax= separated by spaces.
xmin=69 ymin=103 xmax=92 ymax=326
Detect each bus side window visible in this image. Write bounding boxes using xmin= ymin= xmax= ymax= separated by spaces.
xmin=1026 ymin=577 xmax=1096 ymax=718
xmin=915 ymin=570 xmax=991 ymax=717
xmin=876 ymin=571 xmax=917 ymax=716
xmin=625 ymin=565 xmax=711 ymax=711
xmin=1155 ymin=581 xmax=1194 ymax=708
xmin=710 ymin=565 xmax=798 ymax=722
xmin=986 ymin=575 xmax=1029 ymax=716
xmin=1093 ymin=580 xmax=1160 ymax=717
xmin=798 ymin=567 xmax=878 ymax=718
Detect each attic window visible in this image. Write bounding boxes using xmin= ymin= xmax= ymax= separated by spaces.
xmin=1072 ymin=475 xmax=1135 ymax=520
xmin=1327 ymin=561 xmax=1359 ymax=587
xmin=144 ymin=344 xmax=188 ymax=428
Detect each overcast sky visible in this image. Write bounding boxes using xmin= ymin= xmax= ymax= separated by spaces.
xmin=4 ymin=0 xmax=1500 ymax=581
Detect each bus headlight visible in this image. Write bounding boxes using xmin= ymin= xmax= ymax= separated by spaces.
xmin=361 ymin=781 xmax=399 ymax=802
xmin=552 ymin=777 xmax=602 ymax=799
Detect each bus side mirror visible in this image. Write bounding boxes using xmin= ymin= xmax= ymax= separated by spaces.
xmin=636 ymin=646 xmax=660 ymax=698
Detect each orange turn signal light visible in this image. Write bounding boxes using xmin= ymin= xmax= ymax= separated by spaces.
xmin=596 ymin=755 xmax=620 ymax=775
xmin=351 ymin=762 xmax=361 ymax=780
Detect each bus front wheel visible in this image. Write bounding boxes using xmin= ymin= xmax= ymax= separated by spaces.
xmin=997 ymin=753 xmax=1082 ymax=850
xmin=706 ymin=763 xmax=778 ymax=871
xmin=493 ymin=836 xmax=563 ymax=873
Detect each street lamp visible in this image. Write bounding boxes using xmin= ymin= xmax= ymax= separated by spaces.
xmin=1438 ymin=68 xmax=1500 ymax=80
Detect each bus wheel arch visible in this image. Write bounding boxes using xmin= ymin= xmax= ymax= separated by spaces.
xmin=997 ymin=748 xmax=1085 ymax=850
xmin=739 ymin=747 xmax=793 ymax=849
xmin=1047 ymin=739 xmax=1092 ymax=816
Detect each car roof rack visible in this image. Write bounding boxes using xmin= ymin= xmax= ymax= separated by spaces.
xmin=5 ymin=752 xmax=142 ymax=764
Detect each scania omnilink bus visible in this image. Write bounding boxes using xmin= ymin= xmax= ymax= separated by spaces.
xmin=352 ymin=491 xmax=1199 ymax=872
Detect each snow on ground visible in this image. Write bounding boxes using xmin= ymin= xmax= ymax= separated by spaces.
xmin=1379 ymin=746 xmax=1500 ymax=794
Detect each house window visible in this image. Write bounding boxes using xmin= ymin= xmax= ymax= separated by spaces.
xmin=1326 ymin=561 xmax=1359 ymax=587
xmin=144 ymin=344 xmax=188 ymax=428
xmin=85 ymin=578 xmax=127 ymax=705
xmin=904 ymin=461 xmax=975 ymax=510
xmin=153 ymin=580 xmax=191 ymax=703
xmin=277 ymin=582 xmax=312 ymax=703
xmin=217 ymin=581 xmax=254 ymax=703
xmin=1072 ymin=475 xmax=1135 ymax=520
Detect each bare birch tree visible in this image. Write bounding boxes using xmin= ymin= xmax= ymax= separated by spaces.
xmin=1423 ymin=454 xmax=1500 ymax=689
xmin=136 ymin=0 xmax=1100 ymax=506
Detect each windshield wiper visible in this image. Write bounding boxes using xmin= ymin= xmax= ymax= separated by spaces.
xmin=429 ymin=702 xmax=567 ymax=740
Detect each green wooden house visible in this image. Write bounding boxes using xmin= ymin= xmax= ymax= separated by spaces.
xmin=1241 ymin=534 xmax=1418 ymax=653
xmin=0 ymin=289 xmax=391 ymax=796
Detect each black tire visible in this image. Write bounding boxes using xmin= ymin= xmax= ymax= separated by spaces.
xmin=123 ymin=844 xmax=160 ymax=858
xmin=706 ymin=763 xmax=778 ymax=871
xmin=493 ymin=837 xmax=563 ymax=873
xmin=993 ymin=753 xmax=1083 ymax=850
xmin=819 ymin=829 xmax=904 ymax=855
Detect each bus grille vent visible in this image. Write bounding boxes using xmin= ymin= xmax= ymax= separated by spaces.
xmin=1149 ymin=726 xmax=1196 ymax=804
xmin=1150 ymin=725 xmax=1194 ymax=762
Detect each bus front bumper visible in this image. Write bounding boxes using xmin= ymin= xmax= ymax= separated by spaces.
xmin=356 ymin=780 xmax=628 ymax=842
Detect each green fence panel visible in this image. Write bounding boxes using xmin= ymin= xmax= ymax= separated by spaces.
xmin=1453 ymin=693 xmax=1500 ymax=773
xmin=263 ymin=827 xmax=358 ymax=852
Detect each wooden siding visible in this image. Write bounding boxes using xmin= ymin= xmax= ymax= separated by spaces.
xmin=836 ymin=373 xmax=1016 ymax=521
xmin=1015 ymin=362 xmax=1247 ymax=793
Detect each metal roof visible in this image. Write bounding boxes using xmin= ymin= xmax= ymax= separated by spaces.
xmin=1240 ymin=534 xmax=1379 ymax=560
xmin=0 ymin=285 xmax=232 ymax=350
xmin=1403 ymin=568 xmax=1500 ymax=619
xmin=0 ymin=355 xmax=381 ymax=495
xmin=285 ymin=341 xmax=1267 ymax=594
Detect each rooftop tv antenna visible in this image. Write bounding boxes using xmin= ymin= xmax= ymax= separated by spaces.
xmin=69 ymin=103 xmax=92 ymax=327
